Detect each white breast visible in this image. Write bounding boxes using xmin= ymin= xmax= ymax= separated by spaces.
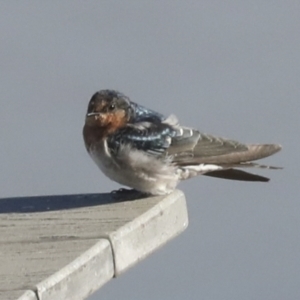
xmin=88 ymin=140 xmax=122 ymax=182
xmin=88 ymin=141 xmax=179 ymax=195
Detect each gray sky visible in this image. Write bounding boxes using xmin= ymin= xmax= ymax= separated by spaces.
xmin=1 ymin=1 xmax=299 ymax=300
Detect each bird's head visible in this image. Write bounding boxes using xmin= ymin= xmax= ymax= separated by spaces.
xmin=85 ymin=90 xmax=133 ymax=134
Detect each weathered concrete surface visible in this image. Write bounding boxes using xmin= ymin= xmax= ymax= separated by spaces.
xmin=17 ymin=291 xmax=37 ymax=300
xmin=36 ymin=240 xmax=113 ymax=300
xmin=0 ymin=291 xmax=37 ymax=300
xmin=0 ymin=190 xmax=188 ymax=300
xmin=110 ymin=190 xmax=188 ymax=275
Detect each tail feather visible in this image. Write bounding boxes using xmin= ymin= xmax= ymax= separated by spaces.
xmin=220 ymin=161 xmax=283 ymax=170
xmin=179 ymin=144 xmax=282 ymax=182
xmin=171 ymin=128 xmax=282 ymax=182
xmin=204 ymin=169 xmax=270 ymax=182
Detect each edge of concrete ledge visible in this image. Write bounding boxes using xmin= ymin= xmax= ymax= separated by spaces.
xmin=35 ymin=239 xmax=114 ymax=300
xmin=17 ymin=190 xmax=188 ymax=300
xmin=17 ymin=290 xmax=38 ymax=300
xmin=109 ymin=189 xmax=188 ymax=275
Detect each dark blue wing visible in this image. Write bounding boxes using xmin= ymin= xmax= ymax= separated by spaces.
xmin=107 ymin=122 xmax=177 ymax=156
xmin=130 ymin=102 xmax=165 ymax=123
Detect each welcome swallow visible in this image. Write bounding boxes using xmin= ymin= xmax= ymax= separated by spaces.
xmin=83 ymin=90 xmax=282 ymax=195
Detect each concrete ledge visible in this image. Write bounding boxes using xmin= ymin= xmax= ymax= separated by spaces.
xmin=109 ymin=190 xmax=188 ymax=275
xmin=0 ymin=190 xmax=188 ymax=300
xmin=35 ymin=239 xmax=113 ymax=300
xmin=17 ymin=291 xmax=38 ymax=300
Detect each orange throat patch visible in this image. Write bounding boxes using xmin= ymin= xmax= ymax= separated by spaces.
xmin=83 ymin=110 xmax=127 ymax=149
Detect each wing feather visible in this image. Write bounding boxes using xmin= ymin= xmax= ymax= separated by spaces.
xmin=107 ymin=122 xmax=176 ymax=156
xmin=169 ymin=128 xmax=281 ymax=166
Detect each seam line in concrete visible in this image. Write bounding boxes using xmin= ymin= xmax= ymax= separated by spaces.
xmin=33 ymin=287 xmax=40 ymax=300
xmin=98 ymin=234 xmax=117 ymax=277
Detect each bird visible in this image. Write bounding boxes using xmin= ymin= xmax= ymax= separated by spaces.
xmin=83 ymin=90 xmax=282 ymax=196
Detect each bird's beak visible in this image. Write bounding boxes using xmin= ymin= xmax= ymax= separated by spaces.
xmin=86 ymin=112 xmax=101 ymax=117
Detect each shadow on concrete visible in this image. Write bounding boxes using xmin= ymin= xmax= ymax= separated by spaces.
xmin=0 ymin=191 xmax=147 ymax=214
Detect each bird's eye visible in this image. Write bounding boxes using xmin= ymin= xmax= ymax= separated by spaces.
xmin=108 ymin=103 xmax=116 ymax=111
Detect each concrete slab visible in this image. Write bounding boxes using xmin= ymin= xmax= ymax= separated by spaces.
xmin=36 ymin=239 xmax=113 ymax=300
xmin=0 ymin=290 xmax=37 ymax=300
xmin=0 ymin=190 xmax=188 ymax=299
xmin=17 ymin=290 xmax=38 ymax=300
xmin=109 ymin=190 xmax=188 ymax=275
xmin=0 ymin=239 xmax=102 ymax=294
